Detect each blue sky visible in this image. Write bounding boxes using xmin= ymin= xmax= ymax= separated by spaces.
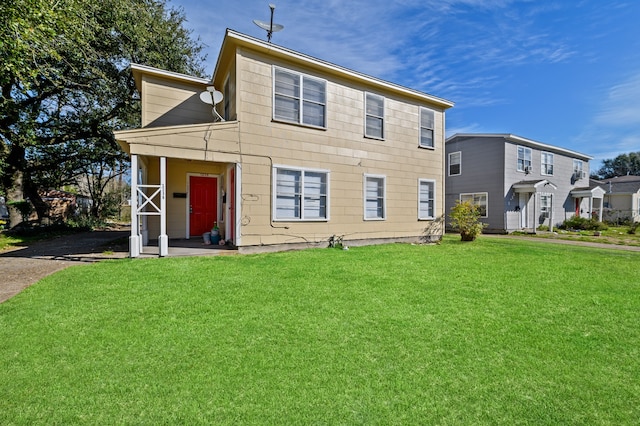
xmin=168 ymin=0 xmax=640 ymax=170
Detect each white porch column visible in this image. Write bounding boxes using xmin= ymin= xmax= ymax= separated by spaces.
xmin=549 ymin=195 xmax=554 ymax=233
xmin=129 ymin=154 xmax=140 ymax=257
xmin=598 ymin=198 xmax=603 ymax=222
xmin=589 ymin=197 xmax=594 ymax=219
xmin=159 ymin=156 xmax=168 ymax=257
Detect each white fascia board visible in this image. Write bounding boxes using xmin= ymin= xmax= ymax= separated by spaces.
xmin=131 ymin=63 xmax=212 ymax=85
xmin=216 ymin=29 xmax=454 ymax=109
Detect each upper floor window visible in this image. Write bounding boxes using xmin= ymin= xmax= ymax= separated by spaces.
xmin=573 ymin=159 xmax=583 ymax=179
xmin=517 ymin=146 xmax=532 ymax=172
xmin=418 ymin=179 xmax=436 ymax=220
xmin=460 ymin=192 xmax=488 ymax=218
xmin=364 ymin=174 xmax=386 ymax=220
xmin=273 ymin=165 xmax=329 ymax=221
xmin=541 ymin=152 xmax=554 ymax=175
xmin=365 ymin=93 xmax=384 ymax=139
xmin=419 ymin=107 xmax=435 ymax=148
xmin=273 ymin=67 xmax=326 ymax=128
xmin=449 ymin=151 xmax=461 ymax=176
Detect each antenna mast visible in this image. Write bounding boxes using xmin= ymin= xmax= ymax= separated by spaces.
xmin=253 ymin=3 xmax=284 ymax=43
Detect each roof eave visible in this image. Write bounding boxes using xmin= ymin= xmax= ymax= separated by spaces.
xmin=130 ymin=63 xmax=212 ymax=92
xmin=214 ymin=29 xmax=454 ymax=109
xmin=446 ymin=133 xmax=593 ymax=160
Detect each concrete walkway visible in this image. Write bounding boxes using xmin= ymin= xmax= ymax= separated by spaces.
xmin=483 ymin=234 xmax=640 ymax=252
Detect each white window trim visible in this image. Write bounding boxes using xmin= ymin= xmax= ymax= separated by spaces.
xmin=273 ymin=66 xmax=327 ymax=129
xmin=448 ymin=151 xmax=462 ymax=176
xmin=272 ymin=164 xmax=330 ymax=222
xmin=364 ymin=92 xmax=385 ymax=140
xmin=363 ymin=173 xmax=386 ymax=220
xmin=517 ymin=145 xmax=532 ymax=172
xmin=460 ymin=192 xmax=489 ymax=218
xmin=541 ymin=151 xmax=554 ymax=176
xmin=419 ymin=107 xmax=435 ymax=149
xmin=418 ymin=179 xmax=436 ymax=220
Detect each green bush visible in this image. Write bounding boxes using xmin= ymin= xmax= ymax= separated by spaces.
xmin=628 ymin=222 xmax=639 ymax=235
xmin=559 ymin=215 xmax=608 ymax=231
xmin=449 ymin=200 xmax=486 ymax=241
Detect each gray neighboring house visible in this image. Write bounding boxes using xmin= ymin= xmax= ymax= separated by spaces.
xmin=445 ymin=134 xmax=605 ymax=233
xmin=594 ymin=175 xmax=640 ymax=223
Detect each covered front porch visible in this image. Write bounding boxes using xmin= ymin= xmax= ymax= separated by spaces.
xmin=506 ymin=179 xmax=558 ymax=232
xmin=570 ymin=186 xmax=606 ymax=222
xmin=114 ymin=122 xmax=241 ymax=258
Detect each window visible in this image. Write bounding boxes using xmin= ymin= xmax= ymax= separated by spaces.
xmin=541 ymin=152 xmax=554 ymax=175
xmin=540 ymin=194 xmax=551 ymax=220
xmin=273 ymin=166 xmax=329 ymax=220
xmin=419 ymin=107 xmax=435 ymax=148
xmin=364 ymin=175 xmax=385 ymax=220
xmin=365 ymin=93 xmax=384 ymax=139
xmin=460 ymin=192 xmax=488 ymax=218
xmin=273 ymin=67 xmax=326 ymax=128
xmin=418 ymin=179 xmax=436 ymax=219
xmin=573 ymin=159 xmax=583 ymax=179
xmin=449 ymin=151 xmax=461 ymax=176
xmin=517 ymin=146 xmax=532 ymax=172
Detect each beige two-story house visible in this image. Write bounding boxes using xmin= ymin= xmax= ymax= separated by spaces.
xmin=115 ymin=30 xmax=454 ymax=256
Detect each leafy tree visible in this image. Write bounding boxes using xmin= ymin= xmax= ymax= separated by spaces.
xmin=1 ymin=0 xmax=205 ymax=225
xmin=594 ymin=151 xmax=640 ymax=179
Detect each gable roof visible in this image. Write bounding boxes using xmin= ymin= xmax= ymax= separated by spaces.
xmin=130 ymin=63 xmax=212 ymax=93
xmin=512 ymin=179 xmax=558 ymax=193
xmin=214 ymin=29 xmax=454 ymax=109
xmin=446 ymin=133 xmax=593 ymax=161
xmin=592 ymin=176 xmax=640 ymax=194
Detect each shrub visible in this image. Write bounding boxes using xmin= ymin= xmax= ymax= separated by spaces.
xmin=449 ymin=200 xmax=486 ymax=241
xmin=628 ymin=222 xmax=639 ymax=235
xmin=558 ymin=215 xmax=608 ymax=231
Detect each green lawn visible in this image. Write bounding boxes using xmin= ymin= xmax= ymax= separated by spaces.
xmin=1 ymin=236 xmax=639 ymax=424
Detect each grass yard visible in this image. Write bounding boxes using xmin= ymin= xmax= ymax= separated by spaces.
xmin=1 ymin=236 xmax=639 ymax=424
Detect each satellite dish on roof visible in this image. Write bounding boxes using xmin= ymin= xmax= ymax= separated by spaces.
xmin=199 ymin=86 xmax=225 ymax=122
xmin=253 ymin=3 xmax=283 ymax=43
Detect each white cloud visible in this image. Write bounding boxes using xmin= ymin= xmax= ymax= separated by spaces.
xmin=595 ymin=73 xmax=640 ymax=127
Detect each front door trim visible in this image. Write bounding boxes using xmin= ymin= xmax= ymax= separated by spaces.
xmin=186 ymin=173 xmax=220 ymax=239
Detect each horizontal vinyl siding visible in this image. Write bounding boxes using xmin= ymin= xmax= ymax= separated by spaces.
xmin=445 ymin=137 xmax=505 ymax=230
xmin=235 ymin=49 xmax=446 ymax=246
xmin=142 ymin=76 xmax=214 ymax=128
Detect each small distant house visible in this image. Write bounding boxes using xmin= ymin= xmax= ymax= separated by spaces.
xmin=445 ymin=134 xmax=604 ymax=233
xmin=38 ymin=190 xmax=91 ymax=221
xmin=114 ymin=29 xmax=454 ymax=256
xmin=595 ymin=175 xmax=640 ymax=223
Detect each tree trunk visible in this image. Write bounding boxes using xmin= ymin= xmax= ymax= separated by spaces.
xmin=7 ymin=170 xmax=24 ymax=227
xmin=23 ymin=177 xmax=48 ymax=221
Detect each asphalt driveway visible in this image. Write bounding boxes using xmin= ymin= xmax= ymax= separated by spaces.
xmin=0 ymin=230 xmax=129 ymax=303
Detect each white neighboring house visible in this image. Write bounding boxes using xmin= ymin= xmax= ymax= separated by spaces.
xmin=596 ymin=175 xmax=640 ymax=223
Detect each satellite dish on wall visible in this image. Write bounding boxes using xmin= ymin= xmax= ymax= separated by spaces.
xmin=253 ymin=3 xmax=283 ymax=43
xmin=199 ymin=86 xmax=225 ymax=122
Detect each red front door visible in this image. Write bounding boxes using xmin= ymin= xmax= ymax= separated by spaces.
xmin=189 ymin=176 xmax=217 ymax=236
